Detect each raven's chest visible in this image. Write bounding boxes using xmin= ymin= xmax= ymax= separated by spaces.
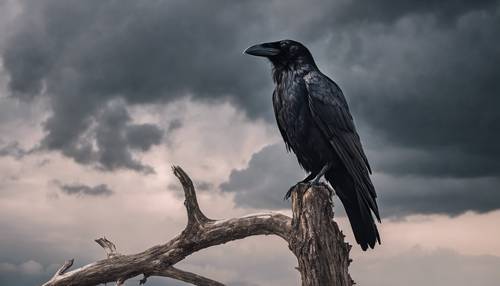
xmin=273 ymin=75 xmax=312 ymax=140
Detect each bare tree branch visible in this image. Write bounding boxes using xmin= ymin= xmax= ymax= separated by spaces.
xmin=45 ymin=259 xmax=74 ymax=283
xmin=41 ymin=166 xmax=291 ymax=286
xmin=95 ymin=237 xmax=119 ymax=258
xmin=41 ymin=166 xmax=353 ymax=286
xmin=149 ymin=266 xmax=225 ymax=286
xmin=172 ymin=166 xmax=212 ymax=228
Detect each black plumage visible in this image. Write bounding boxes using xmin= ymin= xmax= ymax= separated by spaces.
xmin=245 ymin=39 xmax=381 ymax=250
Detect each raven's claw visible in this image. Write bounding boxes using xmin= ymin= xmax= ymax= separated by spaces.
xmin=284 ymin=181 xmax=322 ymax=200
xmin=284 ymin=187 xmax=295 ymax=200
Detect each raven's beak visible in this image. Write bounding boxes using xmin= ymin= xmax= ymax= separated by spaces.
xmin=244 ymin=42 xmax=280 ymax=57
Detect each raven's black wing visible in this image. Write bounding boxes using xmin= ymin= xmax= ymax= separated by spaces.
xmin=304 ymin=71 xmax=380 ymax=221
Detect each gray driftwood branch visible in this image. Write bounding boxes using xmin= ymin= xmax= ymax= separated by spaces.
xmin=41 ymin=166 xmax=353 ymax=286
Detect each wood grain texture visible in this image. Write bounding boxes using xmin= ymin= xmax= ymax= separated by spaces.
xmin=289 ymin=183 xmax=353 ymax=286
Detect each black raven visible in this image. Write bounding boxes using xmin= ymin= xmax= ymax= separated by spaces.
xmin=245 ymin=40 xmax=381 ymax=250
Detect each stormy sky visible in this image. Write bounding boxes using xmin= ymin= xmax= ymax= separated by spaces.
xmin=0 ymin=0 xmax=499 ymax=285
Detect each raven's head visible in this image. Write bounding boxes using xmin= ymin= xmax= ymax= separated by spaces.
xmin=244 ymin=40 xmax=316 ymax=70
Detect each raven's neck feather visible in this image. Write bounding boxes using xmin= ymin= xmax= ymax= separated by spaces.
xmin=272 ymin=63 xmax=317 ymax=84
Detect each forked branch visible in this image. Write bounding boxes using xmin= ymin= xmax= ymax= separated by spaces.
xmin=41 ymin=166 xmax=292 ymax=286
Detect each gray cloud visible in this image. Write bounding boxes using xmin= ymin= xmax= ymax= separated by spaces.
xmin=0 ymin=141 xmax=31 ymax=159
xmin=221 ymin=144 xmax=303 ymax=210
xmin=59 ymin=183 xmax=113 ymax=197
xmin=0 ymin=260 xmax=52 ymax=286
xmin=339 ymin=9 xmax=500 ymax=178
xmin=196 ymin=181 xmax=214 ymax=191
xmin=352 ymin=247 xmax=500 ymax=286
xmin=125 ymin=124 xmax=163 ymax=152
xmin=168 ymin=180 xmax=214 ymax=195
xmin=42 ymin=99 xmax=163 ymax=173
xmin=1 ymin=0 xmax=499 ymax=216
xmin=0 ymin=261 xmax=188 ymax=286
xmin=1 ymin=0 xmax=277 ymax=172
xmin=375 ymin=174 xmax=500 ymax=217
xmin=312 ymin=0 xmax=497 ymax=27
xmin=167 ymin=119 xmax=183 ymax=133
xmin=92 ymin=100 xmax=162 ymax=173
xmin=2 ymin=247 xmax=499 ymax=286
xmin=221 ymin=144 xmax=500 ymax=217
xmin=369 ymin=146 xmax=500 ymax=179
xmin=2 ymin=0 xmax=499 ymax=179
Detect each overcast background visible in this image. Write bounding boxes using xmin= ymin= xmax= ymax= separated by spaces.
xmin=0 ymin=0 xmax=499 ymax=285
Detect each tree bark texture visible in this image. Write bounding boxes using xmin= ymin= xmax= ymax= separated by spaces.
xmin=290 ymin=183 xmax=353 ymax=286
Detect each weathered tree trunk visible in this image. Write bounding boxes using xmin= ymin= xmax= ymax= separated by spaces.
xmin=41 ymin=166 xmax=353 ymax=286
xmin=290 ymin=183 xmax=353 ymax=286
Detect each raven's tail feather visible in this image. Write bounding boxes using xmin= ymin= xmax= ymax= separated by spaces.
xmin=326 ymin=170 xmax=380 ymax=251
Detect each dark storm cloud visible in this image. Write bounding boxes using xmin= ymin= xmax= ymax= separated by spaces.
xmin=126 ymin=123 xmax=163 ymax=152
xmin=2 ymin=0 xmax=273 ymax=172
xmin=59 ymin=183 xmax=113 ymax=197
xmin=2 ymin=0 xmax=499 ymax=181
xmin=221 ymin=144 xmax=500 ymax=217
xmin=368 ymin=145 xmax=500 ymax=179
xmin=336 ymin=9 xmax=500 ymax=178
xmin=41 ymin=99 xmax=163 ymax=173
xmin=91 ymin=100 xmax=162 ymax=173
xmin=221 ymin=144 xmax=303 ymax=209
xmin=375 ymin=175 xmax=500 ymax=217
xmin=321 ymin=0 xmax=496 ymax=26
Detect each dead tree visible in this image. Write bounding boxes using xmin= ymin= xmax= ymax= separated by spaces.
xmin=41 ymin=166 xmax=353 ymax=286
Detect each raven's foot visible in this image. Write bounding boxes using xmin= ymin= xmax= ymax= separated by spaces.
xmin=300 ymin=172 xmax=317 ymax=183
xmin=283 ymin=181 xmax=323 ymax=200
